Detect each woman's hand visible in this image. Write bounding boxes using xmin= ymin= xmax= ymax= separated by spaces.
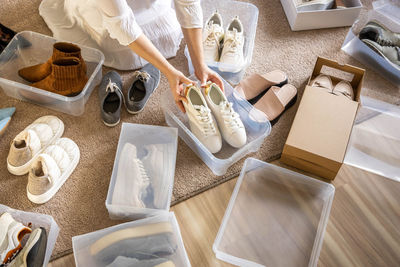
xmin=194 ymin=64 xmax=224 ymax=91
xmin=165 ymin=69 xmax=194 ymax=113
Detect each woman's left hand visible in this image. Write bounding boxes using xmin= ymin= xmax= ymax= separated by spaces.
xmin=194 ymin=64 xmax=224 ymax=91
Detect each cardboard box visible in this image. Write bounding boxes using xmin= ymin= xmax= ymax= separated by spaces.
xmin=280 ymin=0 xmax=362 ymax=31
xmin=281 ymin=57 xmax=365 ymax=180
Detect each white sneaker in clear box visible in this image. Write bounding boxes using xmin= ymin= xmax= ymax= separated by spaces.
xmin=183 ymin=85 xmax=222 ymax=154
xmin=203 ymin=82 xmax=246 ymax=148
xmin=203 ymin=10 xmax=224 ymax=63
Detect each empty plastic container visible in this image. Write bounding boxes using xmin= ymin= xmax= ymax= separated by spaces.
xmin=0 ymin=204 xmax=60 ymax=267
xmin=341 ymin=0 xmax=400 ymax=88
xmin=344 ymin=96 xmax=400 ymax=182
xmin=160 ymin=75 xmax=271 ymax=176
xmin=0 ymin=31 xmax=104 ymax=116
xmin=214 ymin=158 xmax=335 ymax=267
xmin=184 ymin=0 xmax=259 ymax=85
xmin=106 ymin=123 xmax=178 ymax=220
xmin=73 ymin=212 xmax=191 ymax=267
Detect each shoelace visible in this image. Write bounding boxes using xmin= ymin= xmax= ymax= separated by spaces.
xmin=134 ymin=158 xmax=150 ymax=185
xmin=106 ymin=79 xmax=122 ymax=95
xmin=193 ymin=105 xmax=216 ymax=135
xmin=204 ymin=21 xmax=222 ymax=49
xmin=220 ymin=101 xmax=243 ymax=133
xmin=134 ymin=71 xmax=150 ymax=82
xmin=223 ymin=29 xmax=242 ymax=54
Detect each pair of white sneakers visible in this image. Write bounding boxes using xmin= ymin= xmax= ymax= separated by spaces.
xmin=6 ymin=116 xmax=80 ymax=204
xmin=203 ymin=11 xmax=245 ymax=72
xmin=183 ymin=82 xmax=247 ymax=154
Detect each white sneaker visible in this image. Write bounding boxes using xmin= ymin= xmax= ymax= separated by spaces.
xmin=203 ymin=10 xmax=224 ymax=63
xmin=27 ymin=138 xmax=80 ymax=204
xmin=111 ymin=143 xmax=150 ymax=208
xmin=203 ymin=82 xmax=247 ymax=148
xmin=183 ymin=85 xmax=222 ymax=154
xmin=295 ymin=0 xmax=334 ymax=11
xmin=0 ymin=212 xmax=32 ymax=264
xmin=7 ymin=116 xmax=64 ymax=176
xmin=219 ymin=16 xmax=245 ymax=73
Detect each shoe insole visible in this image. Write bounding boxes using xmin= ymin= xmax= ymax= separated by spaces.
xmin=209 ymin=85 xmax=223 ymax=105
xmin=104 ymin=93 xmax=120 ymax=114
xmin=273 ymin=84 xmax=297 ymax=106
xmin=188 ymin=89 xmax=204 ymax=106
xmin=130 ymin=80 xmax=146 ymax=102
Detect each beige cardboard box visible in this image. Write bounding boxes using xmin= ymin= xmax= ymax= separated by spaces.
xmin=281 ymin=57 xmax=365 ymax=180
xmin=280 ymin=0 xmax=362 ymax=31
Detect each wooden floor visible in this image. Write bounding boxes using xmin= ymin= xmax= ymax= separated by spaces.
xmin=49 ymin=160 xmax=400 ymax=267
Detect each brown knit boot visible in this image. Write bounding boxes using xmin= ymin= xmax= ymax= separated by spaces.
xmin=31 ymin=57 xmax=87 ymax=96
xmin=18 ymin=42 xmax=87 ymax=83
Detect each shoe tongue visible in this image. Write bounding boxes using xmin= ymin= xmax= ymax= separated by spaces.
xmin=193 ymin=104 xmax=207 ymax=114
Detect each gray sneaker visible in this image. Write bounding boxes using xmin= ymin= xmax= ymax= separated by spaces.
xmin=98 ymin=71 xmax=124 ymax=127
xmin=360 ymin=20 xmax=400 ymax=47
xmin=362 ymin=39 xmax=400 ymax=70
xmin=126 ymin=63 xmax=160 ymax=114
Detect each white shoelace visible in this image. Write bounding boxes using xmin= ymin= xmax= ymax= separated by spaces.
xmin=106 ymin=79 xmax=122 ymax=95
xmin=204 ymin=21 xmax=222 ymax=49
xmin=223 ymin=29 xmax=242 ymax=55
xmin=220 ymin=101 xmax=243 ymax=133
xmin=134 ymin=158 xmax=150 ymax=186
xmin=193 ymin=105 xmax=216 ymax=135
xmin=133 ymin=71 xmax=150 ymax=82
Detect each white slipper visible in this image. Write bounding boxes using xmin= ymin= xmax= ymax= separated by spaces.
xmin=27 ymin=137 xmax=80 ymax=204
xmin=7 ymin=115 xmax=64 ymax=175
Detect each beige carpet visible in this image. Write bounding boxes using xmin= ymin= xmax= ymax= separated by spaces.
xmin=0 ymin=0 xmax=399 ymax=260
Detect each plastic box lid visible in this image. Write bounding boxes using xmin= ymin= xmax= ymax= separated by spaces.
xmin=161 ymin=75 xmax=271 ymax=176
xmin=106 ymin=123 xmax=178 ymax=220
xmin=0 ymin=31 xmax=104 ymax=116
xmin=0 ymin=204 xmax=60 ymax=267
xmin=72 ymin=212 xmax=191 ymax=267
xmin=213 ymin=158 xmax=335 ymax=267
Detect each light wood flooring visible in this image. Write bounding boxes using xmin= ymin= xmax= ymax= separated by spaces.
xmin=49 ymin=160 xmax=400 ymax=267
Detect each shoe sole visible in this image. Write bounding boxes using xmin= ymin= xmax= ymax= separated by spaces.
xmin=126 ymin=76 xmax=160 ymax=115
xmin=103 ymin=118 xmax=120 ymax=127
xmin=7 ymin=117 xmax=64 ymax=176
xmin=270 ymin=92 xmax=298 ymax=126
xmin=27 ymin=140 xmax=80 ymax=204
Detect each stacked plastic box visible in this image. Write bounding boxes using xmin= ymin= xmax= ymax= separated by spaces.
xmin=184 ymin=0 xmax=259 ymax=85
xmin=161 ymin=75 xmax=271 ymax=176
xmin=342 ymin=0 xmax=400 ymax=87
xmin=0 ymin=204 xmax=59 ymax=267
xmin=106 ymin=123 xmax=178 ymax=220
xmin=73 ymin=212 xmax=191 ymax=267
xmin=0 ymin=31 xmax=104 ymax=116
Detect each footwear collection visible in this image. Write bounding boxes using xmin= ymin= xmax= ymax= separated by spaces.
xmin=6 ymin=115 xmax=79 ymax=204
xmin=99 ymin=64 xmax=160 ymax=127
xmin=0 ymin=213 xmax=47 ymax=267
xmin=311 ymin=74 xmax=355 ymax=100
xmin=203 ymin=11 xmax=245 ymax=72
xmin=18 ymin=42 xmax=88 ymax=96
xmin=359 ymin=21 xmax=400 ymax=70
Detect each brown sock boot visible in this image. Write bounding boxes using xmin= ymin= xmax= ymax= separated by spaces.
xmin=18 ymin=42 xmax=87 ymax=83
xmin=31 ymin=57 xmax=88 ymax=96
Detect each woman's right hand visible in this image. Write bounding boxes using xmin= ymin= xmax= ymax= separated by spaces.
xmin=165 ymin=69 xmax=194 ymax=113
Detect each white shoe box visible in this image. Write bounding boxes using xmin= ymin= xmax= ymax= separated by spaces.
xmin=0 ymin=204 xmax=59 ymax=267
xmin=280 ymin=0 xmax=362 ymax=31
xmin=73 ymin=212 xmax=191 ymax=267
xmin=161 ymin=74 xmax=271 ymax=176
xmin=105 ymin=123 xmax=178 ymax=220
xmin=185 ymin=0 xmax=259 ymax=85
xmin=341 ymin=1 xmax=400 ymax=88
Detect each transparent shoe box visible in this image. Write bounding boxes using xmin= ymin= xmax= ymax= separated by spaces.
xmin=105 ymin=123 xmax=178 ymax=220
xmin=0 ymin=204 xmax=60 ymax=267
xmin=160 ymin=75 xmax=271 ymax=176
xmin=184 ymin=0 xmax=259 ymax=85
xmin=72 ymin=212 xmax=191 ymax=267
xmin=341 ymin=0 xmax=400 ymax=88
xmin=213 ymin=158 xmax=335 ymax=267
xmin=0 ymin=31 xmax=104 ymax=116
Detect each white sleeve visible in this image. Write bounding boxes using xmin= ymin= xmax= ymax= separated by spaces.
xmin=174 ymin=0 xmax=203 ymax=29
xmin=98 ymin=0 xmax=143 ymax=45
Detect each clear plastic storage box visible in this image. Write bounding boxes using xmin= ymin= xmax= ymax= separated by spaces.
xmin=160 ymin=75 xmax=271 ymax=176
xmin=184 ymin=0 xmax=259 ymax=85
xmin=106 ymin=123 xmax=178 ymax=220
xmin=0 ymin=204 xmax=60 ymax=267
xmin=213 ymin=158 xmax=335 ymax=267
xmin=341 ymin=0 xmax=400 ymax=87
xmin=0 ymin=31 xmax=104 ymax=116
xmin=73 ymin=212 xmax=191 ymax=267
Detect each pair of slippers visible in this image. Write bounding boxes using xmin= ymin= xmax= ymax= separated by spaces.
xmin=235 ymin=70 xmax=298 ymax=123
xmin=0 ymin=107 xmax=15 ymax=136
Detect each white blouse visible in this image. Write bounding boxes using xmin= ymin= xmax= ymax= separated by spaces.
xmin=39 ymin=0 xmax=203 ymax=70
